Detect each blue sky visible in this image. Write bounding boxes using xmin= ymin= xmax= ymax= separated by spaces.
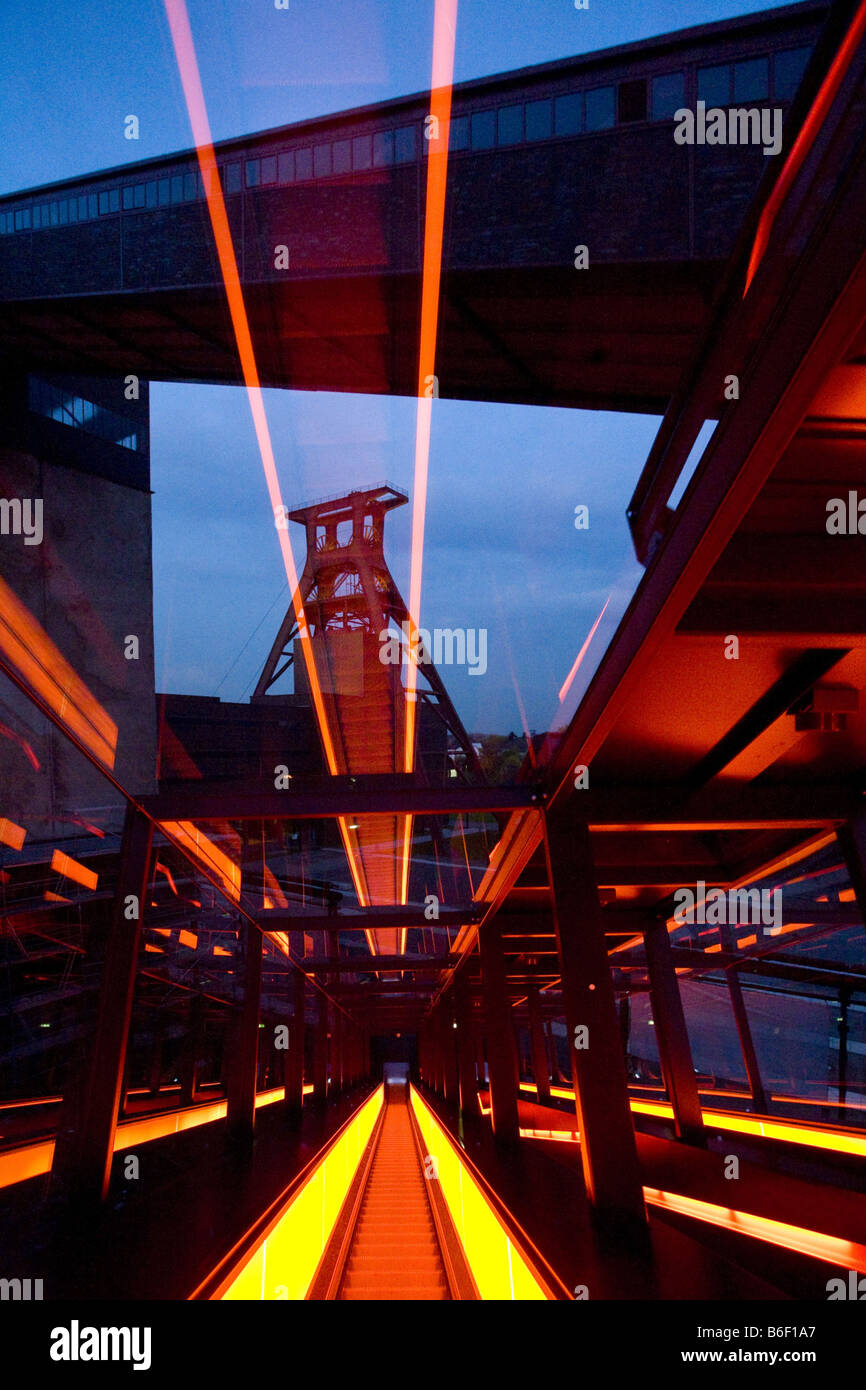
xmin=2 ymin=0 xmax=792 ymax=732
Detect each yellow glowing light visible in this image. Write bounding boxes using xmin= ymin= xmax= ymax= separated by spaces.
xmin=50 ymin=850 xmax=98 ymax=891
xmin=216 ymin=1085 xmax=385 ymax=1300
xmin=410 ymin=1085 xmax=557 ymax=1299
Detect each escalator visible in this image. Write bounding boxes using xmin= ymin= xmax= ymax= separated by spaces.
xmin=309 ymin=1082 xmax=477 ymax=1300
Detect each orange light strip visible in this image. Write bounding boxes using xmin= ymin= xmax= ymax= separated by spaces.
xmin=0 ymin=574 xmax=117 ymax=769
xmin=50 ymin=849 xmax=98 ymax=891
xmin=516 ymin=1082 xmax=866 ymax=1158
xmin=744 ymin=0 xmax=866 ymax=292
xmin=557 ymin=595 xmax=610 ymax=705
xmin=216 ymin=1085 xmax=385 ymax=1299
xmin=644 ymin=1187 xmax=866 ymax=1273
xmin=399 ymin=0 xmax=459 ymax=908
xmin=0 ymin=818 xmax=26 ymax=852
xmin=410 ymin=1085 xmax=559 ymax=1299
xmin=161 ymin=0 xmax=341 ymax=783
xmin=159 ymin=821 xmax=241 ymax=902
xmin=0 ymin=1085 xmax=303 ymax=1191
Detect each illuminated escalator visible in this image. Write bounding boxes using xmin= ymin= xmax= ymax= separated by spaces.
xmin=337 ymin=1087 xmax=450 ymax=1300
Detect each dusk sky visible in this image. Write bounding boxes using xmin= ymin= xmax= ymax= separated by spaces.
xmin=2 ymin=0 xmax=789 ymax=732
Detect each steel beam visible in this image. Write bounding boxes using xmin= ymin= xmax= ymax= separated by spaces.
xmin=543 ymin=806 xmax=647 ymax=1232
xmin=51 ymin=806 xmax=153 ymax=1202
xmin=478 ymin=917 xmax=519 ymax=1143
xmin=226 ymin=920 xmax=263 ymax=1143
xmin=141 ymin=779 xmax=537 ymax=822
xmin=643 ymin=922 xmax=704 ymax=1143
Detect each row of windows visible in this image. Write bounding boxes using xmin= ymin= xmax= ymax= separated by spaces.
xmin=28 ymin=377 xmax=141 ymax=452
xmin=0 ymin=45 xmax=812 ymax=236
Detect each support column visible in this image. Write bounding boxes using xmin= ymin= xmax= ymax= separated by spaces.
xmin=226 ymin=921 xmax=263 ymax=1143
xmin=543 ymin=807 xmax=646 ymax=1231
xmin=526 ymin=983 xmax=551 ymax=1105
xmin=284 ymin=969 xmax=305 ymax=1114
xmin=443 ymin=999 xmax=458 ymax=1104
xmin=478 ymin=917 xmax=519 ymax=1142
xmin=720 ymin=926 xmax=768 ymax=1113
xmin=178 ymin=993 xmax=204 ymax=1107
xmin=455 ymin=973 xmax=478 ymax=1115
xmin=52 ymin=806 xmax=153 ymax=1201
xmin=313 ymin=1001 xmax=329 ymax=1101
xmin=643 ymin=921 xmax=704 ymax=1143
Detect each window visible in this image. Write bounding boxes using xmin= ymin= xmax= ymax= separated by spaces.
xmin=618 ymin=79 xmax=647 ymax=123
xmin=314 ymin=144 xmax=331 ymax=177
xmin=585 ymin=85 xmax=615 ymax=130
xmin=448 ymin=115 xmax=469 ymax=150
xmin=222 ymin=162 xmax=242 ymax=194
xmin=109 ymin=188 xmax=120 ymax=212
xmin=134 ymin=183 xmax=146 ymax=208
xmin=170 ymin=176 xmax=184 ymax=203
xmin=123 ymin=186 xmax=134 ymax=210
xmin=333 ymin=140 xmax=351 ymax=174
xmin=698 ymin=63 xmax=731 ymax=106
xmin=98 ymin=191 xmax=110 ymax=215
xmin=145 ymin=182 xmax=157 ymax=209
xmin=352 ymin=135 xmax=372 ymax=170
xmin=278 ymin=151 xmax=294 ymax=183
xmin=733 ymin=56 xmax=769 ymax=102
xmin=58 ymin=199 xmax=69 ymax=224
xmin=395 ymin=126 xmax=416 ymax=162
xmin=50 ymin=202 xmax=60 ymax=226
xmin=554 ymin=93 xmax=583 ymax=135
xmin=183 ymin=172 xmax=197 ymax=200
xmin=525 ymin=98 xmax=552 ymax=140
xmin=79 ymin=195 xmax=90 ymax=220
xmin=652 ymin=72 xmax=685 ymax=119
xmin=372 ymin=131 xmax=394 ymax=166
xmin=28 ymin=378 xmax=142 ymax=451
xmin=471 ymin=110 xmax=496 ymax=149
xmin=295 ymin=147 xmax=313 ymax=180
xmin=68 ymin=199 xmax=78 ymax=224
xmin=498 ymin=104 xmax=523 ymax=145
xmin=157 ymin=180 xmax=170 ymax=207
xmin=15 ymin=208 xmax=31 ymax=230
xmin=245 ymin=159 xmax=260 ymax=187
xmin=260 ymin=155 xmax=277 ymax=185
xmin=774 ymin=46 xmax=810 ymax=100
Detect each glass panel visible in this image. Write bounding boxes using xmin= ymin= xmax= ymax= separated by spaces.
xmin=332 ymin=140 xmax=351 ymax=174
xmin=278 ymin=150 xmax=294 ymax=183
xmin=394 ymin=126 xmax=416 ymax=162
xmin=314 ymin=145 xmax=331 ymax=178
xmin=98 ymin=191 xmax=109 ymax=214
xmin=50 ymin=203 xmax=59 ymax=226
xmin=652 ymin=72 xmax=685 ymax=119
xmin=774 ymin=45 xmax=810 ymax=100
xmin=79 ymin=195 xmax=90 ymax=219
xmin=245 ymin=159 xmax=260 ymax=187
xmin=123 ymin=186 xmax=134 ymax=210
xmin=697 ymin=63 xmax=731 ymax=106
xmin=260 ymin=155 xmax=277 ymax=185
xmin=448 ymin=115 xmax=468 ymax=150
xmin=134 ymin=183 xmax=146 ymax=208
xmin=352 ymin=135 xmax=372 ymax=169
xmin=157 ymin=180 xmax=171 ymax=207
xmin=554 ymin=93 xmax=582 ymax=135
xmin=618 ymin=78 xmax=647 ymax=123
xmin=372 ymin=130 xmax=394 ymax=166
xmin=585 ymin=85 xmax=615 ymax=130
xmin=109 ymin=189 xmax=120 ymax=213
xmin=733 ymin=56 xmax=769 ymax=102
xmin=145 ymin=182 xmax=157 ymax=209
xmin=58 ymin=199 xmax=69 ymax=224
xmin=88 ymin=193 xmax=99 ymax=218
xmin=525 ymin=98 xmax=552 ymax=140
xmin=471 ymin=110 xmax=496 ymax=149
xmin=497 ymin=104 xmax=523 ymax=145
xmin=223 ymin=162 xmax=242 ymax=194
xmin=295 ymin=147 xmax=312 ymax=180
xmin=183 ymin=172 xmax=197 ymax=200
